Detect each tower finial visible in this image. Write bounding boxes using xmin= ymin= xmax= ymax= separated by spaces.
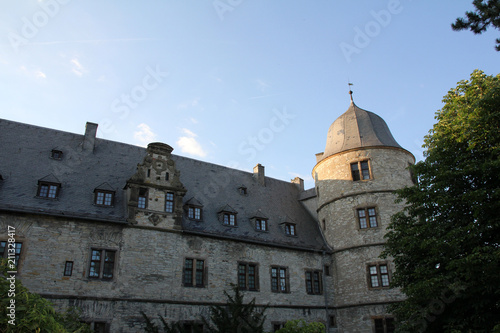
xmin=348 ymin=82 xmax=354 ymax=102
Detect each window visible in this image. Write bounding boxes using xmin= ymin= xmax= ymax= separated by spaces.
xmin=92 ymin=322 xmax=109 ymax=333
xmin=238 ymin=263 xmax=258 ymax=291
xmin=368 ymin=263 xmax=390 ymax=288
xmin=374 ymin=317 xmax=395 ymax=333
xmin=188 ymin=206 xmax=202 ymax=221
xmin=51 ymin=149 xmax=63 ymax=160
xmin=37 ymin=182 xmax=60 ymax=198
xmin=351 ymin=160 xmax=371 ymax=181
xmin=357 ymin=207 xmax=378 ymax=229
xmin=324 ymin=265 xmax=330 ymax=276
xmin=284 ymin=223 xmax=296 ymax=236
xmin=271 ymin=266 xmax=289 ymax=293
xmin=273 ymin=323 xmax=285 ymax=332
xmin=95 ymin=190 xmax=114 ymax=206
xmin=183 ymin=258 xmax=206 ymax=287
xmin=238 ymin=186 xmax=247 ymax=195
xmin=305 ymin=270 xmax=322 ymax=295
xmin=223 ymin=213 xmax=237 ymax=226
xmin=165 ymin=172 xmax=169 ymax=181
xmin=329 ymin=315 xmax=337 ymax=328
xmin=0 ymin=241 xmax=22 ymax=267
xmin=165 ymin=192 xmax=174 ymax=213
xmin=182 ymin=323 xmax=204 ymax=333
xmin=89 ymin=249 xmax=116 ymax=280
xmin=138 ymin=188 xmax=148 ymax=209
xmin=255 ymin=219 xmax=268 ymax=232
xmin=64 ymin=261 xmax=73 ymax=276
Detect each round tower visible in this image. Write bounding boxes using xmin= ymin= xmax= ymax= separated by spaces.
xmin=313 ymin=95 xmax=415 ymax=332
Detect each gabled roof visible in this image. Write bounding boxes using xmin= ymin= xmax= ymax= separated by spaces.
xmin=0 ymin=118 xmax=329 ymax=251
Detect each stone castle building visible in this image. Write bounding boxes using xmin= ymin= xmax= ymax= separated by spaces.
xmin=0 ymin=96 xmax=414 ymax=332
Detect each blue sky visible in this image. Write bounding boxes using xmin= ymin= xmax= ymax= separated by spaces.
xmin=0 ymin=1 xmax=498 ymax=189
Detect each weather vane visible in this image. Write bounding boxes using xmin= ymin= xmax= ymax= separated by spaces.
xmin=348 ymin=81 xmax=354 ymax=102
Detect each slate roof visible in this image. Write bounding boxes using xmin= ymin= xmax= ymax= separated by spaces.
xmin=0 ymin=118 xmax=329 ymax=252
xmin=321 ymin=101 xmax=402 ymax=161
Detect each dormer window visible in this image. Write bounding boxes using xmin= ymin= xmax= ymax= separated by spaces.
xmin=255 ymin=218 xmax=268 ymax=232
xmin=51 ymin=149 xmax=63 ymax=160
xmin=351 ymin=161 xmax=371 ymax=181
xmin=188 ymin=206 xmax=202 ymax=220
xmin=95 ymin=191 xmax=114 ymax=206
xmin=284 ymin=223 xmax=296 ymax=236
xmin=138 ymin=188 xmax=148 ymax=209
xmin=223 ymin=213 xmax=237 ymax=226
xmin=238 ymin=185 xmax=247 ymax=195
xmin=37 ymin=182 xmax=59 ymax=198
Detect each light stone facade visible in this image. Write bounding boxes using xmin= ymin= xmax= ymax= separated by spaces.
xmin=0 ymin=99 xmax=414 ymax=332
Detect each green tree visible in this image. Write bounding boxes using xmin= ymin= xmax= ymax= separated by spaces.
xmin=382 ymin=70 xmax=500 ymax=332
xmin=452 ymin=0 xmax=500 ymax=50
xmin=275 ymin=319 xmax=325 ymax=333
xmin=0 ymin=260 xmax=90 ymax=333
xmin=203 ymin=285 xmax=267 ymax=333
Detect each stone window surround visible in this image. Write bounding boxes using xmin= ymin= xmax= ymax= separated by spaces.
xmin=64 ymin=261 xmax=73 ymax=276
xmin=138 ymin=187 xmax=148 ymax=209
xmin=355 ymin=206 xmax=379 ymax=229
xmin=183 ymin=257 xmax=207 ymax=288
xmin=165 ymin=192 xmax=174 ymax=213
xmin=238 ymin=261 xmax=259 ymax=291
xmin=88 ymin=248 xmax=117 ymax=281
xmin=367 ymin=262 xmax=391 ymax=289
xmin=270 ymin=265 xmax=290 ymax=293
xmin=350 ymin=159 xmax=372 ymax=181
xmin=305 ymin=269 xmax=323 ymax=295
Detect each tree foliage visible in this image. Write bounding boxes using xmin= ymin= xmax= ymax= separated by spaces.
xmin=0 ymin=260 xmax=90 ymax=333
xmin=202 ymin=285 xmax=267 ymax=333
xmin=275 ymin=319 xmax=325 ymax=333
xmin=382 ymin=70 xmax=500 ymax=332
xmin=452 ymin=0 xmax=500 ymax=50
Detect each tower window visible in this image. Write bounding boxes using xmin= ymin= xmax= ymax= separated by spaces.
xmin=357 ymin=207 xmax=378 ymax=229
xmin=138 ymin=188 xmax=148 ymax=209
xmin=351 ymin=160 xmax=371 ymax=181
xmin=368 ymin=263 xmax=390 ymax=288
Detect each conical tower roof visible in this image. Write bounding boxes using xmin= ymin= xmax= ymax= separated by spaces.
xmin=321 ymin=99 xmax=402 ymax=161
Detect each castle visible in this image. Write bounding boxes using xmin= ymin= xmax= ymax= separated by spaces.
xmin=0 ymin=96 xmax=414 ymax=332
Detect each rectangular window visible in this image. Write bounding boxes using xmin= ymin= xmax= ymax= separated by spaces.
xmin=271 ymin=266 xmax=288 ymax=293
xmin=255 ymin=219 xmax=268 ymax=231
xmin=238 ymin=263 xmax=258 ymax=291
xmin=165 ymin=192 xmax=174 ymax=213
xmin=95 ymin=191 xmax=114 ymax=206
xmin=374 ymin=317 xmax=395 ymax=333
xmin=285 ymin=223 xmax=296 ymax=236
xmin=51 ymin=149 xmax=63 ymax=160
xmin=138 ymin=188 xmax=148 ymax=209
xmin=357 ymin=207 xmax=378 ymax=229
xmin=188 ymin=207 xmax=202 ymax=221
xmin=89 ymin=249 xmax=116 ymax=280
xmin=223 ymin=213 xmax=236 ymax=226
xmin=64 ymin=261 xmax=73 ymax=276
xmin=182 ymin=323 xmax=204 ymax=333
xmin=305 ymin=270 xmax=322 ymax=295
xmin=273 ymin=323 xmax=285 ymax=332
xmin=368 ymin=264 xmax=390 ymax=288
xmin=93 ymin=322 xmax=109 ymax=333
xmin=37 ymin=182 xmax=59 ymax=198
xmin=351 ymin=160 xmax=371 ymax=181
xmin=0 ymin=241 xmax=22 ymax=267
xmin=184 ymin=258 xmax=205 ymax=287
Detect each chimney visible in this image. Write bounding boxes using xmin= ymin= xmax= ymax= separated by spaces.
xmin=253 ymin=164 xmax=265 ymax=186
xmin=83 ymin=122 xmax=98 ymax=152
xmin=291 ymin=177 xmax=304 ymax=191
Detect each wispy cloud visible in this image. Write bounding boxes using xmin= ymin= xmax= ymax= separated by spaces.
xmin=134 ymin=123 xmax=157 ymax=146
xmin=35 ymin=70 xmax=46 ymax=79
xmin=255 ymin=79 xmax=270 ymax=92
xmin=14 ymin=38 xmax=161 ymax=47
xmin=178 ymin=97 xmax=200 ymax=110
xmin=70 ymin=58 xmax=87 ymax=77
xmin=176 ymin=128 xmax=207 ymax=157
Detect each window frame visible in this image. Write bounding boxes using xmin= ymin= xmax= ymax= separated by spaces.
xmin=138 ymin=187 xmax=148 ymax=209
xmin=50 ymin=149 xmax=63 ymax=160
xmin=238 ymin=262 xmax=259 ymax=291
xmin=350 ymin=160 xmax=372 ymax=181
xmin=165 ymin=192 xmax=174 ymax=213
xmin=183 ymin=258 xmax=207 ymax=288
xmin=37 ymin=181 xmax=60 ymax=199
xmin=255 ymin=218 xmax=268 ymax=232
xmin=284 ymin=223 xmax=297 ymax=236
xmin=222 ymin=212 xmax=237 ymax=226
xmin=88 ymin=248 xmax=116 ymax=281
xmin=270 ymin=266 xmax=290 ymax=293
xmin=373 ymin=317 xmax=395 ymax=333
xmin=367 ymin=263 xmax=391 ymax=289
xmin=357 ymin=207 xmax=379 ymax=229
xmin=64 ymin=261 xmax=73 ymax=276
xmin=187 ymin=206 xmax=203 ymax=221
xmin=0 ymin=241 xmax=23 ymax=268
xmin=305 ymin=269 xmax=323 ymax=295
xmin=94 ymin=190 xmax=115 ymax=207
